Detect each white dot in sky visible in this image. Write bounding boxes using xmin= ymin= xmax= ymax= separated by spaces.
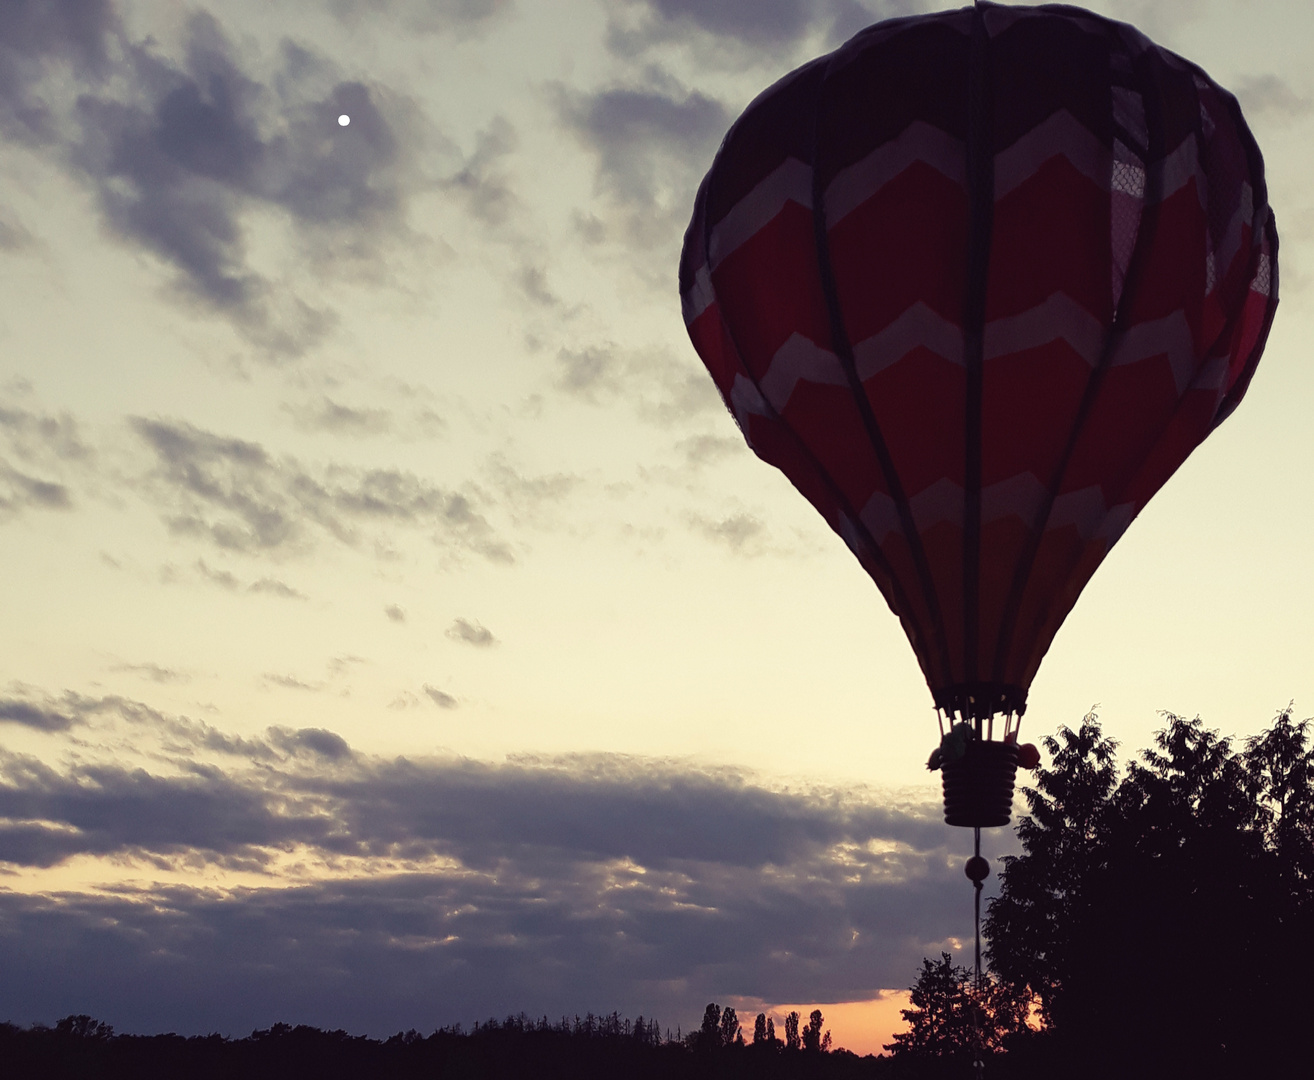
xmin=338 ymin=114 xmax=350 ymax=126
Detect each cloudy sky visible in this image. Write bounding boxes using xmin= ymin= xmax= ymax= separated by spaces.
xmin=1 ymin=0 xmax=1311 ymax=1054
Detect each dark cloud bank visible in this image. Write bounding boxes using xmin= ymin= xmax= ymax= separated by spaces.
xmin=0 ymin=698 xmax=991 ymax=1035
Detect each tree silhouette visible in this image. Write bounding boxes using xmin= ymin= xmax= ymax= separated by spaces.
xmin=753 ymin=1012 xmax=768 ymax=1045
xmin=719 ymin=1006 xmax=741 ymax=1048
xmin=696 ymin=1003 xmax=721 ymax=1051
xmin=801 ymin=1009 xmax=831 ymax=1052
xmin=983 ymin=714 xmax=1119 ymax=1025
xmin=783 ymin=1010 xmax=800 ymax=1051
xmin=1245 ymin=706 xmax=1314 ymax=885
xmin=986 ymin=708 xmax=1314 ymax=1075
xmin=883 ymin=954 xmax=1025 ymax=1061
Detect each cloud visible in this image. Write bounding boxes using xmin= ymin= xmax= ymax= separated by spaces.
xmin=4 ymin=8 xmax=425 ymax=354
xmin=284 ymin=398 xmax=394 ymax=437
xmin=515 ymin=264 xmax=561 ymax=308
xmin=603 ymin=0 xmax=907 ymax=65
xmin=442 ymin=116 xmax=519 ymax=227
xmin=676 ymin=434 xmax=743 ymax=469
xmin=0 ymin=0 xmax=117 ymax=144
xmin=131 ymin=417 xmax=513 ymax=563
xmin=481 ymin=453 xmax=581 ymax=527
xmin=248 ymin=576 xmax=307 ymax=600
xmin=0 ymin=698 xmax=77 ymax=732
xmin=0 ymin=727 xmax=984 ymax=1034
xmin=190 ymin=558 xmax=306 ymax=599
xmin=327 ymin=655 xmax=366 ymax=678
xmin=327 ymin=0 xmax=512 ymax=37
xmin=556 ymin=346 xmax=623 ymax=400
xmin=193 ymin=558 xmax=243 ymax=590
xmin=262 ymin=673 xmax=325 ymax=693
xmin=0 ymin=689 xmax=176 ymax=734
xmin=607 ymin=0 xmax=822 ymax=55
xmin=0 ymin=462 xmax=71 ymax=514
xmin=423 ymin=685 xmax=459 ymax=709
xmin=111 ymin=662 xmax=190 ymax=685
xmin=688 ymin=511 xmax=768 ymax=555
xmin=1106 ymin=0 xmax=1207 ymax=42
xmin=0 ymin=204 xmax=34 ymax=250
xmin=552 ymin=343 xmax=721 ymax=428
xmin=1233 ymin=74 xmax=1312 ymax=122
xmin=384 ymin=604 xmax=406 ymax=622
xmin=0 ymin=401 xmax=93 ymax=519
xmin=446 ymin=618 xmax=497 ymax=647
xmin=267 ymin=726 xmax=353 ymax=761
xmin=556 ymin=70 xmax=731 ymax=248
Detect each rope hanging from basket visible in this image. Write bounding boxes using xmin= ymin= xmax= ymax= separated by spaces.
xmin=969 ymin=827 xmax=986 ymax=1078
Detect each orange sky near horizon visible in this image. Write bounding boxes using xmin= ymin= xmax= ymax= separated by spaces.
xmin=731 ymin=993 xmax=913 ymax=1057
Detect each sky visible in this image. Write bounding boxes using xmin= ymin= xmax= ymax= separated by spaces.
xmin=1 ymin=0 xmax=1311 ymax=1057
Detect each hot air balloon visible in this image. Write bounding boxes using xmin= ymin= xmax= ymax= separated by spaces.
xmin=679 ymin=2 xmax=1277 ymax=831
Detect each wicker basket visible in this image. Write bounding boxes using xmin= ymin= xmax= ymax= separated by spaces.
xmin=941 ymin=740 xmax=1019 ymax=827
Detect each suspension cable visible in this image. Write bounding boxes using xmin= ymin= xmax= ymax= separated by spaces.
xmin=972 ymin=826 xmax=985 ymax=1077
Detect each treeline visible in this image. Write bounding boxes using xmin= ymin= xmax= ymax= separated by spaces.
xmin=1 ymin=1008 xmax=879 ymax=1080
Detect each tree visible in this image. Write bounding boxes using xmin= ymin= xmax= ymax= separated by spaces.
xmin=801 ymin=1009 xmax=831 ymax=1053
xmin=885 ymin=955 xmax=977 ymax=1058
xmin=696 ymin=1004 xmax=721 ymax=1051
xmin=766 ymin=1016 xmax=776 ymax=1045
xmin=752 ymin=1013 xmax=767 ymax=1045
xmin=783 ymin=1011 xmax=800 ymax=1051
xmin=985 ymin=708 xmax=1314 ymax=1074
xmin=54 ymin=1016 xmax=114 ymax=1040
xmin=983 ymin=713 xmax=1119 ymax=1025
xmin=718 ymin=1006 xmax=739 ymax=1048
xmin=1245 ymin=705 xmax=1314 ymax=886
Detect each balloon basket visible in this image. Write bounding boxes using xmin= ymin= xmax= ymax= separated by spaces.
xmin=942 ymin=741 xmax=1019 ymax=828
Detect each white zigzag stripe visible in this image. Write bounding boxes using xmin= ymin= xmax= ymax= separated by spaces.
xmin=1109 ymin=309 xmax=1199 ymax=394
xmin=858 ymin=474 xmax=1135 ymax=547
xmin=995 ymin=109 xmax=1111 ymax=200
xmin=823 ymin=121 xmax=966 ymax=228
xmin=729 ymin=374 xmax=772 ymax=434
xmin=751 ymin=304 xmax=962 ymax=414
xmin=992 ymin=111 xmax=1220 ymax=216
xmin=752 ymin=290 xmax=1207 ymax=406
xmin=707 ymin=158 xmax=812 ymax=270
xmin=854 ymin=302 xmax=964 ymax=379
xmin=1159 ymin=133 xmax=1205 ymax=205
xmin=984 ymin=292 xmax=1105 ymax=365
xmin=681 ymin=263 xmax=716 ymax=327
xmin=1190 ymin=354 xmax=1231 ymax=392
xmin=983 ymin=294 xmax=1201 ymax=396
xmin=760 ymin=333 xmax=848 ymax=411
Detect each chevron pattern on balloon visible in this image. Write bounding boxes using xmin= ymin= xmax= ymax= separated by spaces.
xmin=680 ymin=3 xmax=1278 ymax=706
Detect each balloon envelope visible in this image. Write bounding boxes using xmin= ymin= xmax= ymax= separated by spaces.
xmin=679 ymin=2 xmax=1277 ymax=722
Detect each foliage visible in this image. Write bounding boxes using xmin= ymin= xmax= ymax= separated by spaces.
xmin=802 ymin=1009 xmax=832 ymax=1053
xmin=984 ymin=707 xmax=1314 ymax=1076
xmin=784 ymin=1009 xmax=801 ymax=1050
xmin=882 ymin=955 xmax=1027 ymax=1061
